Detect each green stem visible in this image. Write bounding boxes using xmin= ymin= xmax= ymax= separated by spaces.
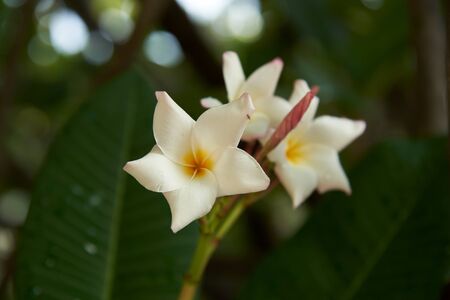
xmin=177 ymin=179 xmax=279 ymax=300
xmin=215 ymin=199 xmax=246 ymax=239
xmin=178 ymin=232 xmax=218 ymax=300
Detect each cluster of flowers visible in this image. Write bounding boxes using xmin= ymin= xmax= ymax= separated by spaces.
xmin=124 ymin=52 xmax=365 ymax=233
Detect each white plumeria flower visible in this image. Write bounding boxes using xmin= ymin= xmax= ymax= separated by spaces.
xmin=124 ymin=92 xmax=270 ymax=232
xmin=201 ymin=51 xmax=291 ymax=141
xmin=268 ymin=80 xmax=366 ymax=208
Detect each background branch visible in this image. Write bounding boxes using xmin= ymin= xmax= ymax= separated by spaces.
xmin=93 ymin=0 xmax=170 ymax=86
xmin=162 ymin=1 xmax=222 ymax=86
xmin=408 ymin=0 xmax=447 ymax=135
xmin=64 ymin=0 xmax=98 ymax=31
xmin=0 ymin=1 xmax=36 ymax=188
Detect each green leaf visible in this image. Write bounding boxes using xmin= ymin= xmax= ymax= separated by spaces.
xmin=15 ymin=71 xmax=198 ymax=299
xmin=280 ymin=0 xmax=410 ymax=95
xmin=239 ymin=139 xmax=449 ymax=299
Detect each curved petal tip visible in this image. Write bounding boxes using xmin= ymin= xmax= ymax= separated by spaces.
xmin=238 ymin=93 xmax=256 ymax=115
xmin=355 ymin=120 xmax=367 ymax=136
xmin=223 ymin=51 xmax=238 ymax=61
xmin=155 ymin=91 xmax=169 ymax=102
xmin=294 ymin=79 xmax=309 ymax=90
xmin=123 ymin=162 xmax=131 ymax=172
xmin=272 ymin=57 xmax=284 ymax=67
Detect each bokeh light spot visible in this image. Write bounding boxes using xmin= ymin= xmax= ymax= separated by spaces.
xmin=49 ymin=9 xmax=88 ymax=55
xmin=361 ymin=0 xmax=384 ymax=10
xmin=3 ymin=0 xmax=25 ymax=8
xmin=176 ymin=0 xmax=232 ymax=23
xmin=143 ymin=31 xmax=183 ymax=67
xmin=99 ymin=9 xmax=134 ymax=43
xmin=28 ymin=36 xmax=58 ymax=66
xmin=0 ymin=190 xmax=30 ymax=227
xmin=82 ymin=31 xmax=114 ymax=65
xmin=226 ymin=3 xmax=263 ymax=42
xmin=35 ymin=0 xmax=54 ymax=18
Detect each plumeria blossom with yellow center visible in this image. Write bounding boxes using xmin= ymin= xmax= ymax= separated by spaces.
xmin=201 ymin=51 xmax=291 ymax=141
xmin=124 ymin=91 xmax=270 ymax=233
xmin=268 ymin=80 xmax=366 ymax=208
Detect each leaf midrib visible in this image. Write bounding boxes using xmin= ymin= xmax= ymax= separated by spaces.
xmin=101 ymin=96 xmax=137 ymax=300
xmin=340 ymin=184 xmax=421 ymax=299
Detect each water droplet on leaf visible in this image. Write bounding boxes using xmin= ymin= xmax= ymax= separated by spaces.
xmin=44 ymin=257 xmax=56 ymax=268
xmin=71 ymin=185 xmax=83 ymax=196
xmin=88 ymin=194 xmax=102 ymax=206
xmin=83 ymin=242 xmax=97 ymax=255
xmin=31 ymin=286 xmax=43 ymax=296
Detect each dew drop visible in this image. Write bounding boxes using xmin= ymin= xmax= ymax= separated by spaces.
xmin=83 ymin=242 xmax=97 ymax=255
xmin=32 ymin=286 xmax=43 ymax=296
xmin=88 ymin=194 xmax=102 ymax=206
xmin=44 ymin=257 xmax=56 ymax=268
xmin=71 ymin=185 xmax=84 ymax=196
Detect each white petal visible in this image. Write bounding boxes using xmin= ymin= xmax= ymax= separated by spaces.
xmin=213 ymin=147 xmax=270 ymax=197
xmin=242 ymin=112 xmax=271 ymax=141
xmin=274 ymin=163 xmax=318 ymax=208
xmin=303 ymin=144 xmax=351 ymax=194
xmin=164 ymin=170 xmax=218 ymax=232
xmin=150 ymin=144 xmax=163 ymax=154
xmin=193 ymin=93 xmax=255 ymax=154
xmin=241 ymin=57 xmax=283 ymax=100
xmin=258 ymin=127 xmax=275 ymax=145
xmin=289 ymin=80 xmax=319 ymax=123
xmin=258 ymin=96 xmax=291 ymax=127
xmin=267 ymin=138 xmax=287 ymax=164
xmin=200 ymin=97 xmax=223 ymax=108
xmin=154 ymin=91 xmax=194 ymax=164
xmin=123 ymin=150 xmax=190 ymax=193
xmin=289 ymin=80 xmax=310 ymax=105
xmin=223 ymin=51 xmax=245 ymax=101
xmin=305 ymin=116 xmax=366 ymax=151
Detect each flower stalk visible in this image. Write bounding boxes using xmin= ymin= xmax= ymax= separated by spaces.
xmin=178 ymin=177 xmax=280 ymax=300
xmin=178 ymin=232 xmax=218 ymax=300
xmin=177 ymin=85 xmax=316 ymax=300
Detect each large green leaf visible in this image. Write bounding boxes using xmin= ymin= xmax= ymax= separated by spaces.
xmin=15 ymin=71 xmax=198 ymax=299
xmin=280 ymin=0 xmax=410 ymax=94
xmin=240 ymin=139 xmax=449 ymax=299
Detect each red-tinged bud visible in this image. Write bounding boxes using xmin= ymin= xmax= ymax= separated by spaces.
xmin=255 ymin=88 xmax=318 ymax=162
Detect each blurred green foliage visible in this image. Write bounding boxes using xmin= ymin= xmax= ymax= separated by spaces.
xmin=240 ymin=138 xmax=449 ymax=299
xmin=0 ymin=0 xmax=447 ymax=299
xmin=15 ymin=71 xmax=198 ymax=299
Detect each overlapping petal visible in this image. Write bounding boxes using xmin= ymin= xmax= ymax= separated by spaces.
xmin=304 ymin=116 xmax=366 ymax=151
xmin=267 ymin=138 xmax=287 ymax=164
xmin=289 ymin=80 xmax=319 ymax=123
xmin=192 ymin=93 xmax=255 ymax=154
xmin=154 ymin=92 xmax=194 ymax=164
xmin=302 ymin=144 xmax=351 ymax=194
xmin=200 ymin=97 xmax=223 ymax=109
xmin=242 ymin=112 xmax=271 ymax=141
xmin=274 ymin=163 xmax=317 ymax=207
xmin=213 ymin=147 xmax=270 ymax=197
xmin=289 ymin=80 xmax=310 ymax=105
xmin=223 ymin=51 xmax=245 ymax=101
xmin=258 ymin=96 xmax=291 ymax=127
xmin=164 ymin=170 xmax=218 ymax=233
xmin=123 ymin=149 xmax=190 ymax=193
xmin=240 ymin=57 xmax=283 ymax=101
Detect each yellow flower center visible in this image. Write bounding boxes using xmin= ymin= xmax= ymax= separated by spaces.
xmin=183 ymin=149 xmax=213 ymax=178
xmin=285 ymin=137 xmax=304 ymax=165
